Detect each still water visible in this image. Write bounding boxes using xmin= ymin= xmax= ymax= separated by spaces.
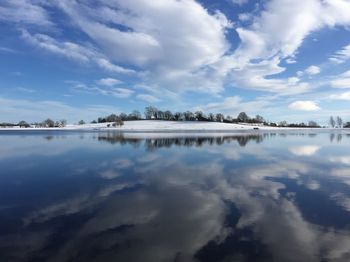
xmin=0 ymin=131 xmax=350 ymax=262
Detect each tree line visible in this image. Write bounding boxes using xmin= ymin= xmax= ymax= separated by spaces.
xmin=95 ymin=107 xmax=267 ymax=124
xmin=329 ymin=116 xmax=348 ymax=128
xmin=94 ymin=107 xmax=330 ymax=128
xmin=1 ymin=107 xmax=350 ymax=128
xmin=0 ymin=119 xmax=68 ymax=128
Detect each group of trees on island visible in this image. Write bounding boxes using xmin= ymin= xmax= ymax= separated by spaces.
xmin=92 ymin=108 xmax=350 ymax=128
xmin=94 ymin=107 xmax=329 ymax=128
xmin=1 ymin=106 xmax=350 ymax=128
xmin=95 ymin=107 xmax=267 ymax=125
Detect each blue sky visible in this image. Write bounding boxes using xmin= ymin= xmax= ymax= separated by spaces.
xmin=1 ymin=0 xmax=350 ymax=124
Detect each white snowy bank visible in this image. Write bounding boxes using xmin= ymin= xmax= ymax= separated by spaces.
xmin=0 ymin=120 xmax=347 ymax=132
xmin=74 ymin=120 xmax=270 ymax=131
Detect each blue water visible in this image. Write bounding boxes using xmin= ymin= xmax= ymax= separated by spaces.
xmin=0 ymin=131 xmax=350 ymax=262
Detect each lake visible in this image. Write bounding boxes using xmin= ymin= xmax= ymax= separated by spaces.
xmin=1 ymin=130 xmax=350 ymax=262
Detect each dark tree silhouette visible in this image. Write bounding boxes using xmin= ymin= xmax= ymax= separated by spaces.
xmin=237 ymin=112 xmax=249 ymax=122
xmin=18 ymin=120 xmax=30 ymax=128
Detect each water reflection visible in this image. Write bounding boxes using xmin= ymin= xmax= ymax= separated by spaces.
xmin=288 ymin=145 xmax=321 ymax=156
xmin=0 ymin=131 xmax=350 ymax=262
xmin=96 ymin=132 xmax=266 ymax=148
xmin=330 ymin=133 xmax=344 ymax=143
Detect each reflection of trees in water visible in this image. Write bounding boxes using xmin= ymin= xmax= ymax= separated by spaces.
xmin=97 ymin=133 xmax=268 ymax=149
xmin=97 ymin=133 xmax=142 ymax=147
xmin=330 ymin=133 xmax=343 ymax=143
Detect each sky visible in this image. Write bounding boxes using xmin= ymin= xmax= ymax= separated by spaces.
xmin=1 ymin=0 xmax=350 ymax=124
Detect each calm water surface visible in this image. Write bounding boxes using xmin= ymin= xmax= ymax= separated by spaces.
xmin=1 ymin=131 xmax=350 ymax=262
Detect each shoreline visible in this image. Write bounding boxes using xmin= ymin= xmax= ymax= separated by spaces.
xmin=0 ymin=120 xmax=348 ymax=133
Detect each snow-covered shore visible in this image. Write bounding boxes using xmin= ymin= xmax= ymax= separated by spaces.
xmin=0 ymin=120 xmax=347 ymax=132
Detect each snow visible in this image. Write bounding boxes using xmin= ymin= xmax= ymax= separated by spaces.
xmin=0 ymin=120 xmax=347 ymax=132
xmin=0 ymin=120 xmax=271 ymax=131
xmin=78 ymin=120 xmax=270 ymax=131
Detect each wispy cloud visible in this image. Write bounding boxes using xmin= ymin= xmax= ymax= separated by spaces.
xmin=97 ymin=78 xmax=122 ymax=87
xmin=330 ymin=70 xmax=350 ymax=89
xmin=16 ymin=87 xmax=36 ymax=93
xmin=305 ymin=65 xmax=321 ymax=75
xmin=136 ymin=94 xmax=160 ymax=103
xmin=329 ymin=43 xmax=350 ymax=64
xmin=329 ymin=91 xmax=350 ymax=101
xmin=0 ymin=0 xmax=53 ymax=27
xmin=21 ymin=30 xmax=135 ymax=75
xmin=0 ymin=46 xmax=16 ymax=53
xmin=72 ymin=83 xmax=134 ymax=98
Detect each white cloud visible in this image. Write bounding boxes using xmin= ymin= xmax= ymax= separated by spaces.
xmin=55 ymin=0 xmax=232 ymax=94
xmin=136 ymin=94 xmax=160 ymax=103
xmin=329 ymin=91 xmax=350 ymax=100
xmin=331 ymin=70 xmax=350 ymax=89
xmin=285 ymin=58 xmax=297 ymax=64
xmin=222 ymin=0 xmax=350 ymax=93
xmin=0 ymin=46 xmax=16 ymax=53
xmin=3 ymin=0 xmax=350 ymax=99
xmin=288 ymin=101 xmax=321 ymax=111
xmin=238 ymin=13 xmax=252 ymax=22
xmin=0 ymin=0 xmax=52 ymax=27
xmin=329 ymin=43 xmax=350 ymax=64
xmin=237 ymin=0 xmax=350 ymax=61
xmin=227 ymin=58 xmax=311 ymax=94
xmin=97 ymin=77 xmax=122 ymax=87
xmin=21 ymin=30 xmax=135 ymax=75
xmin=305 ymin=65 xmax=321 ymax=75
xmin=232 ymin=0 xmax=249 ymax=6
xmin=72 ymin=83 xmax=134 ymax=98
xmin=16 ymin=87 xmax=37 ymax=93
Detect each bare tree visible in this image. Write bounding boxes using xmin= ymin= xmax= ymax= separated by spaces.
xmin=225 ymin=115 xmax=233 ymax=122
xmin=164 ymin=110 xmax=173 ymax=120
xmin=18 ymin=120 xmax=30 ymax=128
xmin=255 ymin=115 xmax=264 ymax=123
xmin=279 ymin=121 xmax=287 ymax=127
xmin=308 ymin=120 xmax=318 ymax=127
xmin=145 ymin=106 xmax=158 ymax=119
xmin=174 ymin=112 xmax=183 ymax=121
xmin=329 ymin=116 xmax=335 ymax=128
xmin=60 ymin=119 xmax=67 ymax=127
xmin=336 ymin=116 xmax=343 ymax=128
xmin=208 ymin=113 xmax=215 ymax=122
xmin=112 ymin=118 xmax=124 ymax=127
xmin=183 ymin=111 xmax=194 ymax=121
xmin=215 ymin=113 xmax=224 ymax=122
xmin=42 ymin=118 xmax=55 ymax=128
xmin=195 ymin=111 xmax=206 ymax=121
xmin=237 ymin=112 xmax=249 ymax=122
xmin=119 ymin=113 xmax=128 ymax=121
xmin=105 ymin=114 xmax=118 ymax=122
xmin=129 ymin=110 xmax=142 ymax=120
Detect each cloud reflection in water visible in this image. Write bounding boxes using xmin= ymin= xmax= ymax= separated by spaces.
xmin=0 ymin=131 xmax=350 ymax=261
